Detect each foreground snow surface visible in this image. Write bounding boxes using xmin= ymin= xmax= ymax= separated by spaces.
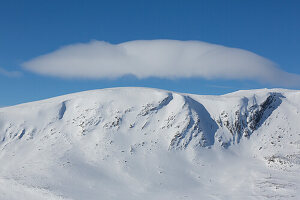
xmin=0 ymin=87 xmax=300 ymax=200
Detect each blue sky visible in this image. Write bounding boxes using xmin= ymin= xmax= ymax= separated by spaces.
xmin=1 ymin=0 xmax=300 ymax=106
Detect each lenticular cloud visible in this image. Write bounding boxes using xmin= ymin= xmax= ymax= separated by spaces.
xmin=22 ymin=40 xmax=300 ymax=86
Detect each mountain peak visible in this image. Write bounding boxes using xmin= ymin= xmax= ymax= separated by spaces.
xmin=0 ymin=87 xmax=300 ymax=199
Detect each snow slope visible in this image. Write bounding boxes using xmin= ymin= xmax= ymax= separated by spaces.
xmin=0 ymin=87 xmax=299 ymax=199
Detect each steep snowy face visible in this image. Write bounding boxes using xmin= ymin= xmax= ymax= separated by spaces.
xmin=0 ymin=88 xmax=219 ymax=151
xmin=208 ymin=92 xmax=286 ymax=146
xmin=0 ymin=87 xmax=300 ymax=200
xmin=0 ymin=88 xmax=293 ymax=150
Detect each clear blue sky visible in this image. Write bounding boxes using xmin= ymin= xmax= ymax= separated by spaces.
xmin=1 ymin=0 xmax=300 ymax=106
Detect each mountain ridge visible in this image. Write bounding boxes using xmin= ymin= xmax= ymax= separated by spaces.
xmin=0 ymin=87 xmax=299 ymax=199
xmin=2 ymin=87 xmax=298 ymax=110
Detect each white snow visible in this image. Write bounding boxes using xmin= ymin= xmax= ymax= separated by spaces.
xmin=0 ymin=87 xmax=299 ymax=199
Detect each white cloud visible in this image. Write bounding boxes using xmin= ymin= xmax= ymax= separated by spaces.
xmin=22 ymin=40 xmax=300 ymax=86
xmin=0 ymin=67 xmax=21 ymax=77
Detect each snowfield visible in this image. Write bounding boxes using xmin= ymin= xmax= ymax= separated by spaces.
xmin=0 ymin=87 xmax=299 ymax=200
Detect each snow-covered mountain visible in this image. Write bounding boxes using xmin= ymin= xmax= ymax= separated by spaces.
xmin=0 ymin=87 xmax=299 ymax=200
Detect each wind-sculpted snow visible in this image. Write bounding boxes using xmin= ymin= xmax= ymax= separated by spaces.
xmin=58 ymin=101 xmax=67 ymax=120
xmin=0 ymin=87 xmax=299 ymax=200
xmin=169 ymin=96 xmax=218 ymax=149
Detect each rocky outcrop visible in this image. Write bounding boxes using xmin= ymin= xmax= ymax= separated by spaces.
xmin=216 ymin=92 xmax=285 ymax=145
